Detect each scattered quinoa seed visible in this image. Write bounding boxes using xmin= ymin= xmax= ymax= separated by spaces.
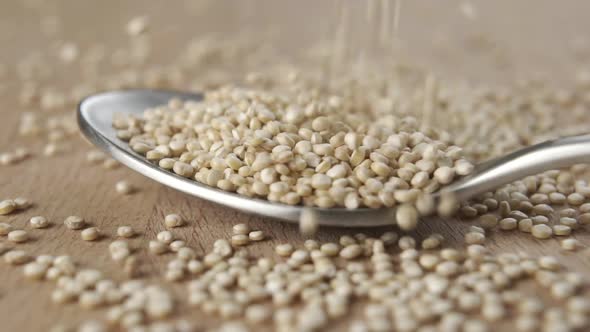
xmin=115 ymin=180 xmax=135 ymax=195
xmin=29 ymin=216 xmax=50 ymax=229
xmin=164 ymin=214 xmax=184 ymax=228
xmin=81 ymin=227 xmax=101 ymax=241
xmin=0 ymin=199 xmax=17 ymax=215
xmin=8 ymin=230 xmax=28 ymax=243
xmin=64 ymin=216 xmax=86 ymax=230
xmin=117 ymin=226 xmax=134 ymax=238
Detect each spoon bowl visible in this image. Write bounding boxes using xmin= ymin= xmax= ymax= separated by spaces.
xmin=78 ymin=89 xmax=590 ymax=227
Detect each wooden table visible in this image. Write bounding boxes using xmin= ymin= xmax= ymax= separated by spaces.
xmin=1 ymin=1 xmax=589 ymax=331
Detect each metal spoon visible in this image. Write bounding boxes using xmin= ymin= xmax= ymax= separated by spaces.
xmin=77 ymin=89 xmax=590 ymax=227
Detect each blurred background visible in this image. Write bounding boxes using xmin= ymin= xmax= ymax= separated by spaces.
xmin=2 ymin=0 xmax=590 ymax=87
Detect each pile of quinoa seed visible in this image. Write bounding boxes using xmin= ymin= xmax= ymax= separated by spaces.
xmin=1 ymin=1 xmax=590 ymax=331
xmin=115 ymin=85 xmax=473 ymax=230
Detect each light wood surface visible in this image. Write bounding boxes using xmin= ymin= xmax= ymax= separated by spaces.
xmin=1 ymin=1 xmax=589 ymax=331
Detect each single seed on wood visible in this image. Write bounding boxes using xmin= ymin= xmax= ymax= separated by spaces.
xmin=115 ymin=180 xmax=135 ymax=194
xmin=518 ymin=219 xmax=533 ymax=232
xmin=0 ymin=199 xmax=16 ymax=215
xmin=81 ymin=227 xmax=101 ymax=241
xmin=422 ymin=236 xmax=442 ymax=250
xmin=560 ymin=217 xmax=578 ymax=229
xmin=157 ymin=231 xmax=174 ymax=244
xmin=13 ymin=197 xmax=31 ymax=210
xmin=124 ymin=256 xmax=139 ymax=278
xmin=561 ymin=238 xmax=580 ymax=251
xmin=248 ymin=230 xmax=265 ymax=241
xmin=64 ymin=216 xmax=85 ymax=230
xmin=4 ymin=250 xmax=31 ymax=265
xmin=126 ymin=16 xmax=149 ymax=36
xmin=23 ymin=262 xmax=48 ymax=280
xmin=320 ymin=243 xmax=340 ymax=256
xmin=8 ymin=230 xmax=28 ymax=243
xmin=399 ymin=236 xmax=417 ymax=250
xmin=469 ymin=225 xmax=485 ymax=234
xmin=164 ymin=214 xmax=184 ymax=228
xmin=29 ymin=216 xmax=50 ymax=229
xmin=232 ymin=223 xmax=250 ymax=235
xmin=86 ymin=150 xmax=106 ymax=164
xmin=177 ymin=247 xmax=196 ymax=261
xmin=169 ymin=240 xmax=186 ymax=252
xmin=577 ymin=213 xmax=590 ymax=225
xmin=231 ymin=234 xmax=249 ymax=246
xmin=465 ymin=232 xmax=485 ymax=245
xmin=340 ymin=244 xmax=363 ymax=260
xmin=149 ymin=240 xmax=168 ymax=255
xmin=117 ymin=226 xmax=134 ymax=238
xmin=103 ymin=159 xmax=120 ymax=169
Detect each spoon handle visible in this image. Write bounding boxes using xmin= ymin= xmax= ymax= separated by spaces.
xmin=444 ymin=134 xmax=590 ymax=201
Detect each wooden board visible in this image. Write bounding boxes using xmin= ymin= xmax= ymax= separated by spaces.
xmin=1 ymin=1 xmax=589 ymax=331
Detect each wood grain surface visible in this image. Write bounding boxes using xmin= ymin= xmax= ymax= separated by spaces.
xmin=1 ymin=1 xmax=589 ymax=331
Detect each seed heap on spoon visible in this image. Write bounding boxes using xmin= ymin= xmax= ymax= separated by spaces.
xmin=114 ymin=85 xmax=473 ymax=230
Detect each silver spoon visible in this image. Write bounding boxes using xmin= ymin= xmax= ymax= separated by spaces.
xmin=77 ymin=89 xmax=590 ymax=227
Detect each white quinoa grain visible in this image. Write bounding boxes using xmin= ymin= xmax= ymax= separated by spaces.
xmin=538 ymin=256 xmax=560 ymax=270
xmin=518 ymin=218 xmax=533 ymax=232
xmin=86 ymin=150 xmax=106 ymax=164
xmin=4 ymin=250 xmax=31 ymax=265
xmin=232 ymin=223 xmax=250 ymax=235
xmin=464 ymin=232 xmax=485 ymax=245
xmin=231 ymin=234 xmax=249 ymax=246
xmin=531 ymin=224 xmax=553 ymax=239
xmin=8 ymin=230 xmax=28 ymax=243
xmin=103 ymin=158 xmax=120 ymax=169
xmin=340 ymin=244 xmax=363 ymax=260
xmin=115 ymin=180 xmax=135 ymax=194
xmin=0 ymin=199 xmax=17 ymax=215
xmin=299 ymin=208 xmax=319 ymax=235
xmin=552 ymin=225 xmax=571 ymax=236
xmin=126 ymin=16 xmax=149 ymax=36
xmin=164 ymin=214 xmax=184 ymax=228
xmin=64 ymin=216 xmax=85 ymax=230
xmin=169 ymin=240 xmax=186 ymax=252
xmin=577 ymin=213 xmax=590 ymax=225
xmin=13 ymin=197 xmax=31 ymax=210
xmin=117 ymin=226 xmax=134 ymax=238
xmin=149 ymin=240 xmax=168 ymax=255
xmin=499 ymin=218 xmax=518 ymax=230
xmin=157 ymin=230 xmax=174 ymax=244
xmin=275 ymin=244 xmax=294 ymax=257
xmin=248 ymin=230 xmax=265 ymax=241
xmin=320 ymin=243 xmax=340 ymax=256
xmin=396 ymin=204 xmax=418 ymax=230
xmin=561 ymin=238 xmax=580 ymax=251
xmin=29 ymin=216 xmax=50 ymax=229
xmin=23 ymin=262 xmax=48 ymax=280
xmin=81 ymin=227 xmax=101 ymax=241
